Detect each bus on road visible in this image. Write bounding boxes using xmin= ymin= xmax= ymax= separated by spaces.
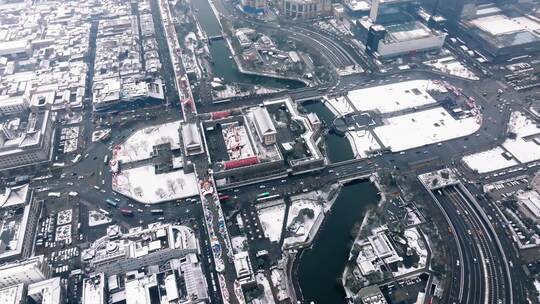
xmin=256 ymin=194 xmax=280 ymax=203
xmin=47 ymin=192 xmax=61 ymax=198
xmin=106 ymin=199 xmax=117 ymax=208
xmin=120 ymin=208 xmax=133 ymax=216
xmin=150 ymin=209 xmax=164 ymax=215
xmin=257 ymin=192 xmax=270 ymax=198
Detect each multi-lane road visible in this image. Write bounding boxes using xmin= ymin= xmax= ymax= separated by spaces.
xmin=434 ymin=184 xmax=514 ymax=304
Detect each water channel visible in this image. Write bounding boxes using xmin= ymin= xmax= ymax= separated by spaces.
xmin=302 ymin=100 xmax=355 ymax=163
xmin=191 ymin=0 xmax=304 ymax=89
xmin=296 ymin=180 xmax=379 ymax=304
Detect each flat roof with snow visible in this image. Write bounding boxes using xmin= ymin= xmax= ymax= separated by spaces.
xmin=517 ymin=190 xmax=540 ymax=219
xmin=346 ymin=80 xmax=445 ymax=114
xmin=374 ymin=107 xmax=480 ymax=152
xmin=467 ymin=13 xmax=540 ymax=48
xmin=462 ymin=147 xmax=518 ymax=173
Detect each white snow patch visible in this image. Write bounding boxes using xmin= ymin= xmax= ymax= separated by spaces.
xmin=283 ymin=200 xmax=323 ymax=247
xmin=88 ymin=210 xmax=111 ymax=227
xmin=115 ymin=121 xmax=182 ymax=163
xmin=424 ymin=56 xmax=479 ymax=80
xmin=255 ymin=273 xmax=276 ymax=304
xmin=257 ymin=204 xmax=286 ymax=243
xmin=324 ymin=96 xmax=355 ymax=116
xmin=462 ymin=112 xmax=540 ymax=171
xmin=346 ymin=129 xmax=381 ymax=158
xmin=374 ymin=107 xmax=481 ymax=152
xmin=113 ymin=165 xmax=198 ymax=204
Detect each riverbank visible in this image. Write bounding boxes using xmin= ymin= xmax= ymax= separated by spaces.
xmin=291 ymin=179 xmax=380 ymax=304
xmin=223 ymin=34 xmax=312 ymax=86
xmin=341 ymin=173 xmax=386 ymax=301
xmin=193 ymin=0 xmax=310 ymax=87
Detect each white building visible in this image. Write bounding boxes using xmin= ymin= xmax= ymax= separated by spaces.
xmin=0 ymin=256 xmax=50 ymax=288
xmin=277 ymin=0 xmax=332 ymax=19
xmin=0 ymin=40 xmax=31 ymax=57
xmin=0 ymin=284 xmax=25 ymax=304
xmin=233 ymin=251 xmax=254 ymax=285
xmin=367 ymin=21 xmax=446 ymax=58
xmin=27 ymin=277 xmax=63 ymax=304
xmin=120 ymin=254 xmax=208 ymax=304
xmin=81 ymin=223 xmax=199 ymax=275
xmin=181 ymin=122 xmax=204 ymax=156
xmin=0 ymin=96 xmax=29 ymax=116
xmin=241 ymin=0 xmax=266 ymax=13
xmin=516 ymin=190 xmax=540 ymax=223
xmin=82 ymin=273 xmax=105 ymax=304
xmin=0 ymin=184 xmax=41 ymax=263
xmin=252 ymin=107 xmax=277 ymax=146
xmin=0 ymin=110 xmax=56 ymax=172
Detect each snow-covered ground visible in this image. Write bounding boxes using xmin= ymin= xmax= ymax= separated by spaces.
xmin=424 ymin=56 xmax=479 ymax=80
xmin=56 ymin=210 xmax=73 ymax=226
xmin=255 ymin=273 xmax=276 ymax=304
xmin=392 ymin=228 xmax=427 ymax=277
xmin=324 ymin=96 xmax=355 ymax=116
xmin=115 ymin=121 xmax=182 ymax=163
xmin=374 ymin=107 xmax=481 ymax=152
xmin=283 ymin=200 xmax=323 ymax=247
xmin=463 ymin=112 xmax=540 ymax=172
xmin=88 ymin=210 xmax=111 ymax=227
xmin=113 ymin=165 xmax=198 ymax=204
xmin=463 ymin=147 xmax=518 ymax=173
xmin=55 ymin=225 xmax=71 ymax=242
xmin=346 ymin=130 xmax=381 ymax=158
xmin=404 ymin=228 xmax=427 ymax=266
xmin=257 ymin=204 xmax=286 ymax=243
xmin=231 ymin=235 xmax=248 ymax=254
xmin=346 ymin=80 xmax=445 ymax=114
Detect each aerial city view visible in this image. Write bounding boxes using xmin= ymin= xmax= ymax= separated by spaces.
xmin=2 ymin=0 xmax=540 ymax=302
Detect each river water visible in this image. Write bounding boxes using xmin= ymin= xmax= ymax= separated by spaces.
xmin=302 ymin=100 xmax=355 ymax=163
xmin=191 ymin=0 xmax=304 ymax=89
xmin=296 ymin=180 xmax=379 ymax=304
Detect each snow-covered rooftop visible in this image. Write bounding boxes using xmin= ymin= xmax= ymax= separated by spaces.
xmin=346 ymin=80 xmax=445 ymax=114
xmin=463 ymin=112 xmax=540 ymax=173
xmin=222 ymin=122 xmax=254 ymax=161
xmin=374 ymin=107 xmax=480 ymax=152
xmin=462 ymin=147 xmax=518 ymax=173
xmin=470 ymin=14 xmax=540 ymax=36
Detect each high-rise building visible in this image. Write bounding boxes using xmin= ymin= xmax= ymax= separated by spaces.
xmin=0 ymin=184 xmax=42 ymax=264
xmin=277 ymin=0 xmax=332 ymax=19
xmin=369 ymin=0 xmax=417 ymax=24
xmin=241 ymin=0 xmax=267 ymax=14
xmin=0 ymin=256 xmax=50 ymax=288
xmin=433 ymin=0 xmax=477 ymax=20
xmin=0 ymin=110 xmax=56 ymax=172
